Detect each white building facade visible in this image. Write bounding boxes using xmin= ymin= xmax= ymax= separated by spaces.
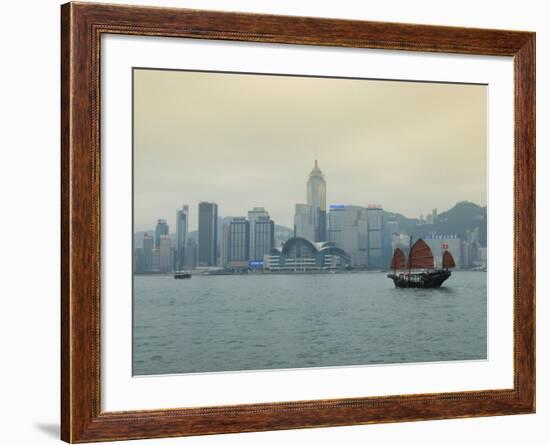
xmin=423 ymin=234 xmax=462 ymax=269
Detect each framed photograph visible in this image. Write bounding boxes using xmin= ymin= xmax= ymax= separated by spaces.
xmin=61 ymin=2 xmax=535 ymax=442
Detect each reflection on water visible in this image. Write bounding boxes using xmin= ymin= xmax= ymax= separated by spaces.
xmin=133 ymin=271 xmax=487 ymax=375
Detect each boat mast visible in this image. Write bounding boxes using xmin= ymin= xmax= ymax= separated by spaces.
xmin=408 ymin=237 xmax=412 ymax=286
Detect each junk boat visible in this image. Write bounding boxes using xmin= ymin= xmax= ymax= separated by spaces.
xmin=387 ymin=238 xmax=455 ymax=288
xmin=174 ymin=271 xmax=192 ymax=279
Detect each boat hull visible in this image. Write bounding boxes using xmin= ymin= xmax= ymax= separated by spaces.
xmin=174 ymin=273 xmax=192 ymax=279
xmin=387 ymin=270 xmax=451 ymax=288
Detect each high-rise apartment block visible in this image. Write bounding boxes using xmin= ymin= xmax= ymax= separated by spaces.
xmin=198 ymin=202 xmax=218 ymax=266
xmin=366 ymin=205 xmax=384 ymax=269
xmin=328 ymin=205 xmax=368 ymax=267
xmin=154 ymin=219 xmax=169 ymax=248
xmin=175 ymin=205 xmax=189 ymax=270
xmin=227 ymin=217 xmax=250 ymax=268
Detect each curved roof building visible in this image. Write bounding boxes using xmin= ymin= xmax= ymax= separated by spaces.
xmin=265 ymin=237 xmax=350 ymax=272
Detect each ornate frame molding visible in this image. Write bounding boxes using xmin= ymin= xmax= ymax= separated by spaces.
xmin=61 ymin=2 xmax=535 ymax=442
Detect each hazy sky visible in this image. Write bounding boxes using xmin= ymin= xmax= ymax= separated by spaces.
xmin=134 ymin=69 xmax=486 ymax=232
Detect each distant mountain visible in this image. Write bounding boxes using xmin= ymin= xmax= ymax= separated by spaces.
xmin=437 ymin=201 xmax=486 ymax=226
xmin=406 ymin=201 xmax=487 ymax=246
xmin=275 ymin=224 xmax=293 ymax=234
xmin=383 ymin=211 xmax=419 ymax=235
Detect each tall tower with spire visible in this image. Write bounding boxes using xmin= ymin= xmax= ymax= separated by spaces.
xmin=307 ymin=160 xmax=327 ymax=242
xmin=294 ymin=159 xmax=328 ymax=242
xmin=307 ymin=160 xmax=326 ymax=210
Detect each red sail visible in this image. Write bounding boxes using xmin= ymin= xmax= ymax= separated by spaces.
xmin=390 ymin=248 xmax=407 ymax=270
xmin=409 ymin=239 xmax=434 ymax=269
xmin=442 ymin=250 xmax=456 ymax=268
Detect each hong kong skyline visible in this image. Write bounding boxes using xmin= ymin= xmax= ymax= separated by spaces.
xmin=134 ymin=69 xmax=487 ymax=232
xmin=134 ymin=197 xmax=485 ymax=235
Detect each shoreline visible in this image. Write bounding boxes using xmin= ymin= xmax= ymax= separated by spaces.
xmin=134 ymin=269 xmax=487 ymax=277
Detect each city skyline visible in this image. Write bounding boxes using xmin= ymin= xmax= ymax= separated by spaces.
xmin=134 ymin=194 xmax=486 ymax=235
xmin=134 ymin=195 xmax=486 ymax=236
xmin=133 ymin=69 xmax=487 ymax=232
xmin=133 ymin=196 xmax=487 ymax=274
xmin=132 ymin=156 xmax=487 ymax=274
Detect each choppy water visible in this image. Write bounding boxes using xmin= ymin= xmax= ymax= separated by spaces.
xmin=133 ymin=271 xmax=487 ymax=375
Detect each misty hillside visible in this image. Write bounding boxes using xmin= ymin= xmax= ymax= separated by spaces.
xmin=383 ymin=211 xmax=418 ymax=234
xmin=438 ymin=201 xmax=486 ymax=226
xmin=407 ymin=201 xmax=487 ymax=245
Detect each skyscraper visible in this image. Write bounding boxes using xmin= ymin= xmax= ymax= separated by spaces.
xmin=133 ymin=247 xmax=143 ymax=273
xmin=247 ymin=207 xmax=268 ymax=260
xmin=185 ymin=238 xmax=197 ymax=270
xmin=141 ymin=233 xmax=154 ymax=272
xmin=175 ymin=205 xmax=189 ymax=270
xmin=151 ymin=248 xmax=160 ymax=272
xmin=220 ymin=222 xmax=230 ymax=267
xmin=158 ymin=234 xmax=172 ymax=272
xmin=294 ymin=160 xmax=327 ymax=242
xmin=386 ymin=216 xmax=399 ymax=235
xmin=294 ymin=204 xmax=315 ymax=241
xmin=328 ymin=205 xmax=368 ymax=267
xmin=227 ymin=217 xmax=250 ymax=268
xmin=252 ymin=215 xmax=275 ymax=262
xmin=366 ymin=205 xmax=384 ymax=269
xmin=307 ymin=159 xmax=327 ymax=242
xmin=154 ymin=219 xmax=169 ymax=248
xmin=198 ymin=202 xmax=218 ymax=266
xmin=220 ymin=216 xmax=239 ymax=267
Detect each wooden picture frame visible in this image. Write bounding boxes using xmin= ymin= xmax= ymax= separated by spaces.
xmin=61 ymin=2 xmax=535 ymax=442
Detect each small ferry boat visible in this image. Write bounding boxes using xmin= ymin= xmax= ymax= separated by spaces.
xmin=174 ymin=271 xmax=192 ymax=279
xmin=387 ymin=239 xmax=455 ymax=288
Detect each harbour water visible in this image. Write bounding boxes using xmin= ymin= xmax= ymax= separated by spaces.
xmin=133 ymin=271 xmax=487 ymax=375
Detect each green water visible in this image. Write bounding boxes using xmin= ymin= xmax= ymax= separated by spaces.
xmin=133 ymin=271 xmax=487 ymax=375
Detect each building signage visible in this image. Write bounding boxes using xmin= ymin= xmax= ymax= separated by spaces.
xmin=249 ymin=260 xmax=264 ymax=269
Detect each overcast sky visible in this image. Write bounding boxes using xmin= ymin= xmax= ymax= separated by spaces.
xmin=133 ymin=68 xmax=486 ymax=232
